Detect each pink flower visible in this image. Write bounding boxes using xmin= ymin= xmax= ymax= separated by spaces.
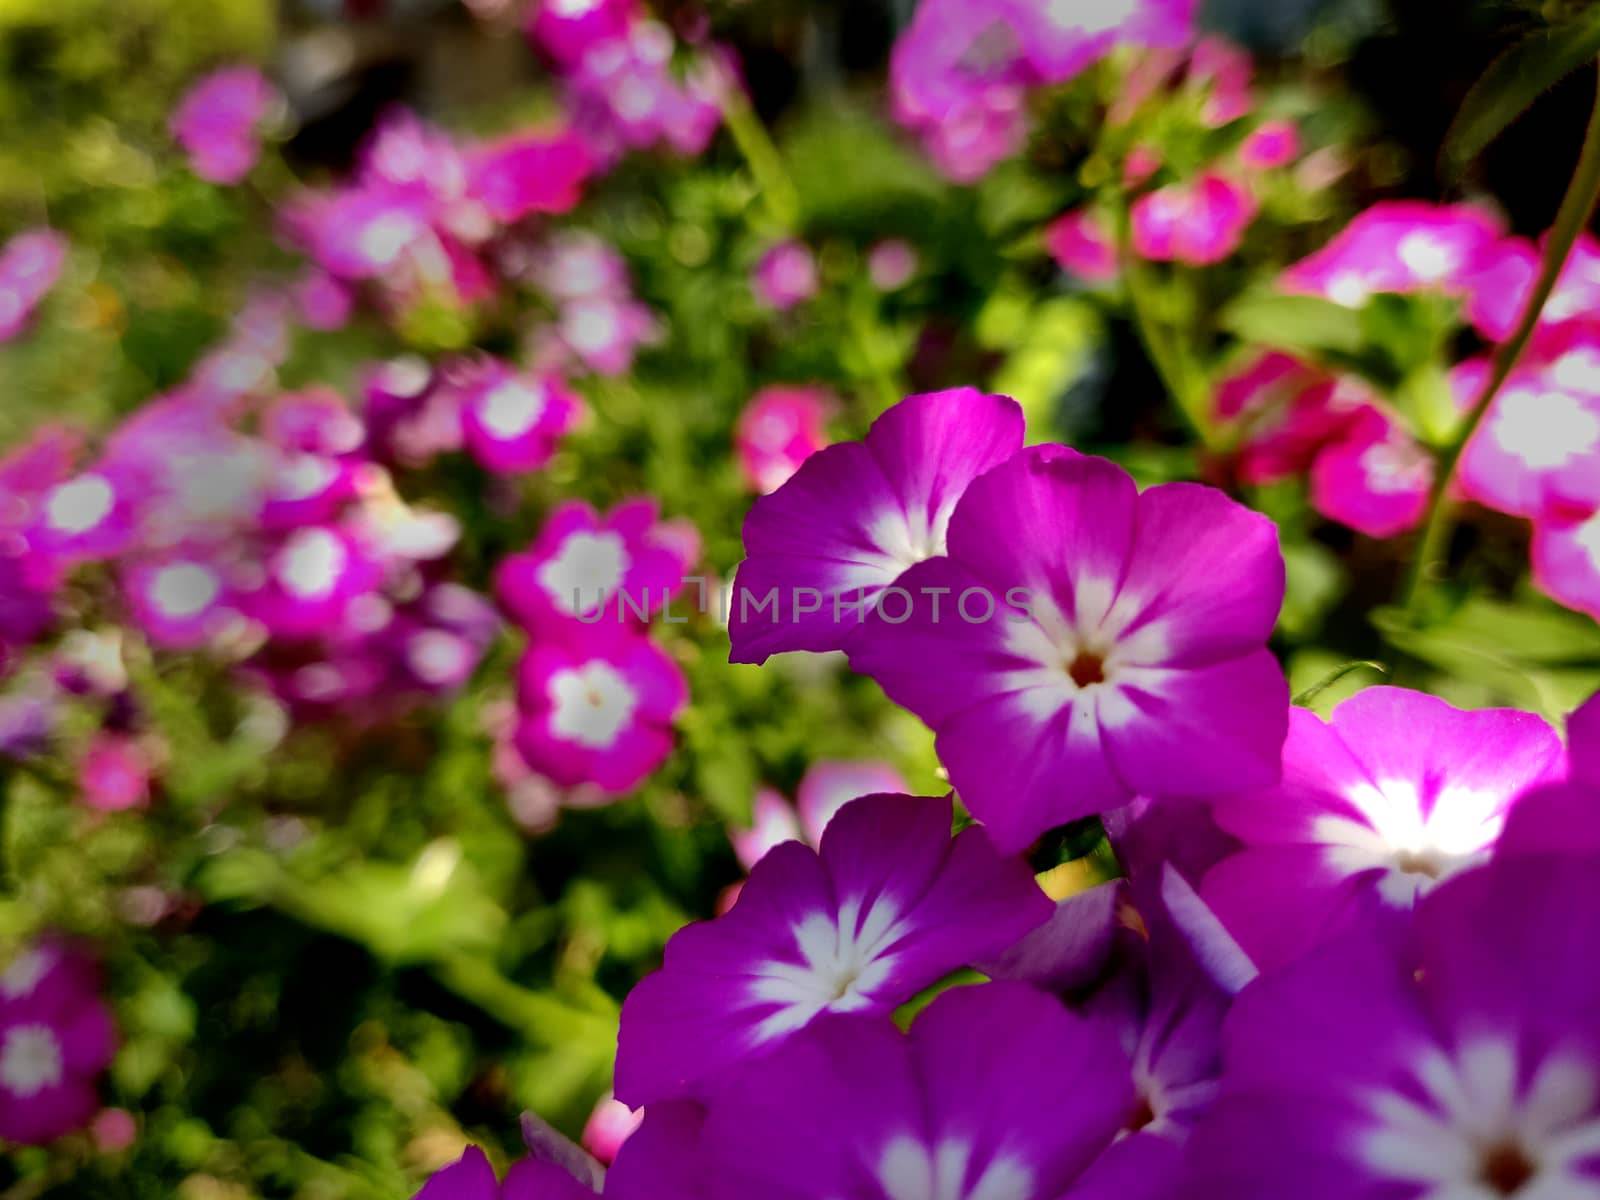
xmin=122 ymin=552 xmax=237 ymax=650
xmin=729 ymin=786 xmax=803 ymax=871
xmin=734 ymin=386 xmax=833 ymax=494
xmin=468 ymin=130 xmax=592 ymax=222
xmin=582 ymin=1094 xmax=644 ymax=1165
xmin=526 ymin=0 xmax=637 ymax=67
xmin=1044 ymin=208 xmax=1117 ymax=281
xmin=1189 ymin=37 xmax=1254 ymax=126
xmin=459 ymin=362 xmax=583 ymax=475
xmin=866 ymin=239 xmax=918 ymax=291
xmin=1532 ymin=509 xmax=1600 ymax=620
xmin=0 ymin=941 xmax=117 ymax=1145
xmin=752 ymin=242 xmax=818 ymax=311
xmin=795 ymin=760 xmax=909 ymax=846
xmin=293 ymin=270 xmax=355 ymax=332
xmin=1310 ymin=409 xmax=1434 ymax=538
xmin=0 ymin=229 xmax=67 ymax=342
xmin=1131 ymin=171 xmax=1257 ymax=265
xmin=512 ymin=623 xmax=687 ymax=794
xmin=170 ymin=67 xmax=275 ymax=185
xmin=1238 ymin=119 xmax=1300 ymax=170
xmin=79 ymin=733 xmax=151 ymax=812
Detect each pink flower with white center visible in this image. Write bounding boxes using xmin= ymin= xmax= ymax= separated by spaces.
xmin=258 ymin=450 xmax=359 ymax=531
xmin=512 ymin=623 xmax=687 ymax=794
xmin=1013 ymin=0 xmax=1198 ymax=83
xmin=526 ymin=0 xmax=637 ymax=66
xmin=28 ymin=468 xmax=137 ymax=562
xmin=247 ymin=525 xmax=381 ymax=639
xmin=170 ymin=66 xmax=275 ymax=185
xmin=615 ymin=793 xmax=1052 ymax=1107
xmin=0 ymin=941 xmax=116 ymax=1146
xmin=1131 ymin=171 xmax=1258 ymax=266
xmin=459 ymin=364 xmax=583 ymax=475
xmin=795 ymin=760 xmax=909 ymax=846
xmin=467 ymin=130 xmax=592 ymax=223
xmin=1533 ymin=509 xmax=1600 ymax=620
xmin=867 ymin=240 xmax=918 ymax=291
xmin=1281 ymin=200 xmax=1503 ymax=309
xmin=556 ymin=294 xmax=658 ymax=376
xmin=1213 ymin=354 xmax=1366 ymax=486
xmin=734 ymin=386 xmax=833 ymax=494
xmin=263 ymin=386 xmax=367 ymax=459
xmin=729 ymin=388 xmax=1025 ymax=664
xmin=1238 ymin=119 xmax=1300 ymax=169
xmin=1189 ymin=37 xmax=1255 ymax=126
xmin=564 ymin=19 xmax=725 ymax=165
xmin=1202 ymin=687 xmax=1564 ymax=972
xmin=752 ymin=242 xmax=819 ymax=311
xmin=1458 ymin=346 xmax=1600 ymax=520
xmin=495 ymin=498 xmax=696 ymax=632
xmin=0 ymin=229 xmax=67 ymax=342
xmin=729 ymin=787 xmax=804 ymax=871
xmin=123 ymin=554 xmax=235 ymax=649
xmin=1044 ymin=208 xmax=1117 ymax=282
xmin=846 ymin=444 xmax=1289 ymax=853
xmin=78 ymin=733 xmax=152 ymax=813
xmin=531 ymin=233 xmax=632 ymax=303
xmin=307 ymin=188 xmax=434 ymax=281
xmin=1310 ymin=410 xmax=1433 ymax=538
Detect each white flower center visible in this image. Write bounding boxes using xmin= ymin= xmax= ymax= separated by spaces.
xmin=478 ymin=381 xmax=548 ymax=439
xmin=45 ymin=474 xmax=115 ymax=535
xmin=1492 ymin=388 xmax=1600 ymax=471
xmin=150 ymin=562 xmax=221 ymax=619
xmin=1398 ymin=232 xmax=1461 ymax=283
xmin=550 ymin=0 xmax=605 ymax=15
xmin=274 ymin=454 xmax=340 ymax=501
xmin=0 ymin=1025 xmax=63 ymax=1097
xmin=538 ymin=531 xmax=630 ymax=613
xmin=548 ymin=661 xmax=638 ymax=748
xmin=877 ymin=1136 xmax=1035 ymax=1200
xmin=359 ymin=213 xmax=421 ymax=266
xmin=746 ymin=897 xmax=908 ymax=1042
xmin=276 ymin=528 xmax=347 ymax=599
xmin=1362 ymin=1039 xmax=1600 ymax=1198
xmin=1360 ymin=440 xmax=1431 ymax=495
xmin=407 ymin=629 xmax=472 ymax=686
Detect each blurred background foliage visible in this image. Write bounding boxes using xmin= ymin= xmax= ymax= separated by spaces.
xmin=4 ymin=0 xmax=1600 ymax=1196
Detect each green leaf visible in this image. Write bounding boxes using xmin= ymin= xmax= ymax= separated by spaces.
xmin=1220 ymin=289 xmax=1367 ymax=359
xmin=1443 ymin=13 xmax=1600 ymax=174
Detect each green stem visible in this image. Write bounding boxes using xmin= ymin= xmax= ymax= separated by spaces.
xmin=1116 ymin=208 xmax=1215 ymax=447
xmin=719 ymin=90 xmax=801 ymax=232
xmin=1402 ymin=61 xmax=1600 ymax=613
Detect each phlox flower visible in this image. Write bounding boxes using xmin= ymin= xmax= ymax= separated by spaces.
xmin=728 ymin=388 xmax=1024 ymax=664
xmin=847 ymin=445 xmax=1288 ymax=852
xmin=122 ymin=552 xmax=239 ymax=650
xmin=0 ymin=228 xmax=67 ymax=342
xmin=614 ymin=793 xmax=1052 ymax=1106
xmin=170 ymin=66 xmax=275 ymax=185
xmin=1131 ymin=171 xmax=1257 ymax=266
xmin=78 ymin=733 xmax=152 ymax=813
xmin=727 ymin=759 xmax=909 ymax=869
xmin=0 ymin=941 xmax=116 ymax=1145
xmin=512 ymin=621 xmax=687 ymax=794
xmin=1202 ymin=686 xmax=1564 ymax=972
xmin=1532 ymin=509 xmax=1600 ymax=620
xmin=867 ymin=239 xmax=918 ymax=291
xmin=467 ymin=130 xmax=592 ymax=223
xmin=1044 ymin=208 xmax=1118 ymax=282
xmin=693 ymin=981 xmax=1132 ymax=1200
xmin=458 ymin=362 xmax=583 ymax=475
xmin=1184 ymin=850 xmax=1600 ymax=1199
xmin=1238 ymin=119 xmax=1300 ymax=170
xmin=1308 ymin=408 xmax=1434 ymax=538
xmin=751 ymin=242 xmax=818 ymax=311
xmin=1499 ymin=690 xmax=1600 ymax=856
xmin=733 ymin=385 xmax=832 ymax=494
xmin=525 ymin=0 xmax=636 ymax=67
xmin=495 ymin=498 xmax=696 ymax=632
xmin=582 ymin=1093 xmax=643 ymax=1166
xmin=1212 ymin=353 xmax=1363 ymax=485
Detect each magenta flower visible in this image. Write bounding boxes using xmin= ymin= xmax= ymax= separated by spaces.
xmin=531 ymin=233 xmax=633 ymax=302
xmin=467 ymin=130 xmax=592 ymax=223
xmin=795 ymin=759 xmax=909 ymax=846
xmin=122 ymin=552 xmax=237 ymax=649
xmin=1202 ymin=687 xmax=1564 ymax=973
xmin=1188 ymin=36 xmax=1255 ymax=126
xmin=1184 ymin=850 xmax=1600 ymax=1199
xmin=563 ymin=19 xmax=724 ymax=165
xmin=1309 ymin=409 xmax=1434 ymax=538
xmin=866 ymin=239 xmax=918 ymax=291
xmin=1532 ymin=509 xmax=1600 ymax=619
xmin=1212 ymin=354 xmax=1362 ymax=485
xmin=1500 ymin=691 xmax=1600 ymax=856
xmin=27 ymin=467 xmax=139 ymax=563
xmin=1281 ymin=200 xmax=1504 ymax=309
xmin=244 ymin=524 xmax=382 ymax=639
xmin=847 ymin=445 xmax=1288 ymax=852
xmin=615 ymin=794 xmax=1051 ymax=1107
xmin=554 ymin=294 xmax=659 ymax=376
xmin=170 ymin=66 xmax=275 ymax=185
xmin=496 ymin=498 xmax=695 ymax=632
xmin=693 ymin=981 xmax=1132 ymax=1200
xmin=1238 ymin=119 xmax=1300 ymax=170
xmin=1044 ymin=208 xmax=1118 ymax=282
xmin=78 ymin=733 xmax=152 ymax=813
xmin=292 ymin=270 xmax=355 ymax=332
xmin=525 ymin=0 xmax=636 ymax=67
xmin=581 ymin=1094 xmax=643 ymax=1166
xmin=0 ymin=941 xmax=116 ymax=1145
xmin=459 ymin=363 xmax=583 ymax=476
xmin=0 ymin=229 xmax=67 ymax=342
xmin=1131 ymin=171 xmax=1257 ymax=266
xmin=751 ymin=242 xmax=819 ymax=311
xmin=512 ymin=622 xmax=686 ymax=794
xmin=728 ymin=388 xmax=1024 ymax=664
xmin=728 ymin=786 xmax=802 ymax=871
xmin=1457 ymin=345 xmax=1600 ymax=520
xmin=734 ymin=385 xmax=832 ymax=494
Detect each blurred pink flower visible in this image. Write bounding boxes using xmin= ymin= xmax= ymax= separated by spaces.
xmin=751 ymin=241 xmax=818 ymax=310
xmin=1239 ymin=119 xmax=1301 ymax=170
xmin=1044 ymin=208 xmax=1117 ymax=281
xmin=79 ymin=733 xmax=151 ymax=812
xmin=170 ymin=66 xmax=275 ymax=185
xmin=1131 ymin=170 xmax=1257 ymax=265
xmin=734 ymin=386 xmax=832 ymax=494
